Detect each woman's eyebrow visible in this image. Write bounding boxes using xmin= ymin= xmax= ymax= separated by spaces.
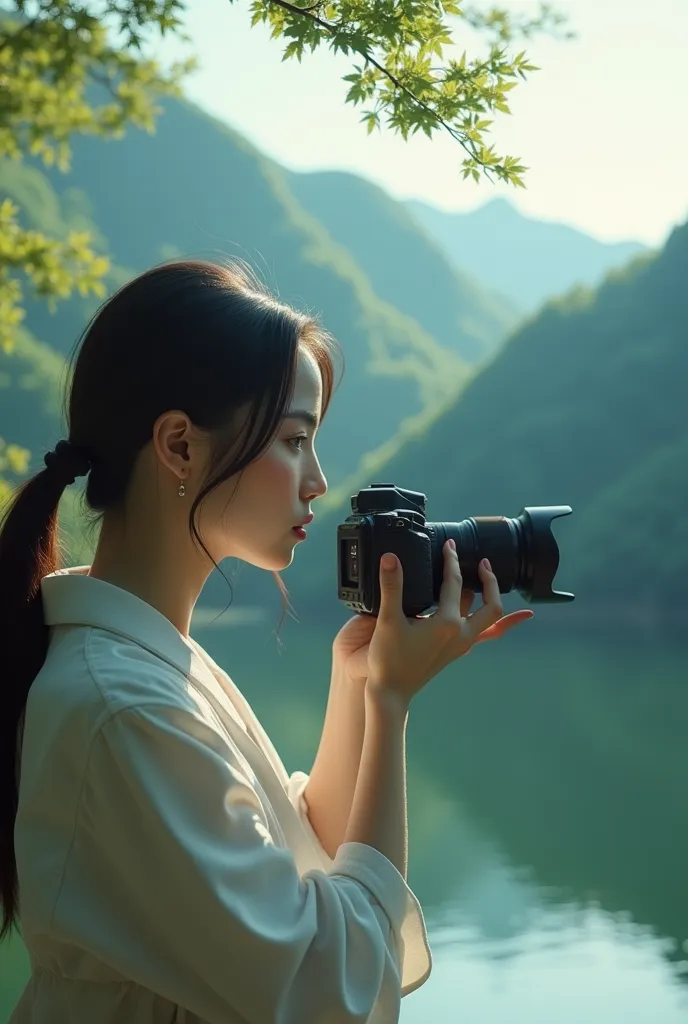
xmin=283 ymin=410 xmax=319 ymax=429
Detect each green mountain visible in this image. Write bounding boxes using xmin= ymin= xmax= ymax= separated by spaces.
xmin=0 ymin=156 xmax=136 ymax=374
xmin=0 ymin=328 xmax=64 ymax=455
xmin=285 ymin=218 xmax=687 ymax=623
xmin=287 ymin=170 xmax=522 ymax=362
xmin=0 ymin=158 xmax=136 ymax=461
xmin=408 ymin=196 xmax=649 ymax=315
xmin=13 ymin=95 xmax=487 ymax=486
xmin=5 ymin=92 xmax=683 ymax=625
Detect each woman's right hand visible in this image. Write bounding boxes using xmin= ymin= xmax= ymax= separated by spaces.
xmin=365 ymin=540 xmax=534 ymax=707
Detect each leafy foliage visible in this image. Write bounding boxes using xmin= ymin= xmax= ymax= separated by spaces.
xmin=241 ymin=0 xmax=572 ymax=186
xmin=0 ymin=1 xmax=194 ymax=353
xmin=16 ymin=95 xmax=476 ymax=485
xmin=0 ymin=0 xmax=568 ymax=495
xmin=0 ymin=0 xmax=195 ymax=485
xmin=0 ymin=323 xmax=64 ymax=505
xmin=0 ymin=196 xmax=109 ymax=348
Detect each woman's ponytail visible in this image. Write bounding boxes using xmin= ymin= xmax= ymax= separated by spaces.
xmin=0 ymin=256 xmax=339 ymax=945
xmin=0 ymin=440 xmax=91 ymax=940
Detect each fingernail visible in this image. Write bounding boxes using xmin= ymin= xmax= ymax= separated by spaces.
xmin=381 ymin=553 xmax=397 ymax=571
xmin=482 ymin=558 xmax=492 ymax=571
xmin=448 ymin=539 xmax=456 ymax=551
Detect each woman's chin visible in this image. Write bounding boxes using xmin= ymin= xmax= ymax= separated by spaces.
xmin=250 ymin=540 xmax=297 ymax=573
xmin=219 ymin=531 xmax=300 ymax=573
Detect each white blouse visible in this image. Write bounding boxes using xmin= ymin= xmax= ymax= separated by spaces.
xmin=10 ymin=566 xmax=432 ymax=1023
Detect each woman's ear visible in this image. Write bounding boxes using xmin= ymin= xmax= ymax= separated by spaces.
xmin=152 ymin=411 xmax=208 ymax=479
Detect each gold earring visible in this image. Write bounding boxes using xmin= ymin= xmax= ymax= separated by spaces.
xmin=178 ymin=480 xmax=186 ymax=497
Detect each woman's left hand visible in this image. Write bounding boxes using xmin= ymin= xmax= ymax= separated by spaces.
xmin=332 ymin=613 xmax=378 ymax=685
xmin=333 ymin=589 xmax=533 ymax=684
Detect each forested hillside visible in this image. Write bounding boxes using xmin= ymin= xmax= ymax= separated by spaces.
xmin=284 ymin=219 xmax=687 ymax=624
xmin=7 ymin=94 xmax=510 ymax=485
xmin=4 ymin=92 xmax=683 ymax=628
xmin=288 ymin=170 xmax=521 ymax=362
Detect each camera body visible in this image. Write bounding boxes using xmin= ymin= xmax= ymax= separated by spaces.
xmin=337 ymin=483 xmax=574 ymax=618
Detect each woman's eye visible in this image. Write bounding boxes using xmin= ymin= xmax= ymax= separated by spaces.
xmin=288 ymin=436 xmax=307 ymax=451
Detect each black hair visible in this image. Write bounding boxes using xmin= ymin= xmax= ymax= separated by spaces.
xmin=0 ymin=257 xmax=340 ymax=940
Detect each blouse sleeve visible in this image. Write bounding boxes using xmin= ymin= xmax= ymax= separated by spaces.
xmin=286 ymin=769 xmax=432 ymax=998
xmin=52 ymin=702 xmax=427 ymax=1024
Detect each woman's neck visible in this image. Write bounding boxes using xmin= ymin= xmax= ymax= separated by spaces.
xmin=88 ymin=515 xmax=210 ymax=638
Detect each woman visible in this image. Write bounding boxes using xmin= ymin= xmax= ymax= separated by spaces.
xmin=0 ymin=259 xmax=532 ymax=1023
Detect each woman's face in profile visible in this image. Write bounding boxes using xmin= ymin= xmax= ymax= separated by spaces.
xmin=199 ymin=347 xmax=328 ymax=571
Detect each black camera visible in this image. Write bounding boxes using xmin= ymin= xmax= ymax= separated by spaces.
xmin=337 ymin=483 xmax=574 ymax=617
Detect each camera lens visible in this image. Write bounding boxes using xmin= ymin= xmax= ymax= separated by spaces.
xmin=431 ymin=506 xmax=573 ymax=604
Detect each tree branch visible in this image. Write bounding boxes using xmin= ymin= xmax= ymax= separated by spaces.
xmin=265 ymin=0 xmax=498 ymax=180
xmin=265 ymin=0 xmax=334 ymax=32
xmin=87 ymin=67 xmax=121 ymax=101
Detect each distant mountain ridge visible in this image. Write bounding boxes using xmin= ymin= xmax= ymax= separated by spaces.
xmin=282 ymin=216 xmax=687 ymax=625
xmin=4 ymin=95 xmax=483 ymax=486
xmin=287 ymin=170 xmax=522 ymax=363
xmin=407 ymin=196 xmax=649 ymax=314
xmin=2 ymin=89 xmax=682 ymax=629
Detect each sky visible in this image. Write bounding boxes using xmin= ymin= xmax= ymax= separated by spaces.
xmin=150 ymin=0 xmax=688 ymax=248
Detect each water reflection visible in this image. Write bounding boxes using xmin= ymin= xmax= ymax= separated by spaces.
xmin=406 ymin=905 xmax=688 ymax=1024
xmin=410 ymin=832 xmax=688 ymax=1021
xmin=2 ymin=614 xmax=687 ymax=1023
xmin=195 ymin=614 xmax=688 ymax=1021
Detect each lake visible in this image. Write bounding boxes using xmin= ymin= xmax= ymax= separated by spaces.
xmin=2 ymin=609 xmax=688 ymax=1022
